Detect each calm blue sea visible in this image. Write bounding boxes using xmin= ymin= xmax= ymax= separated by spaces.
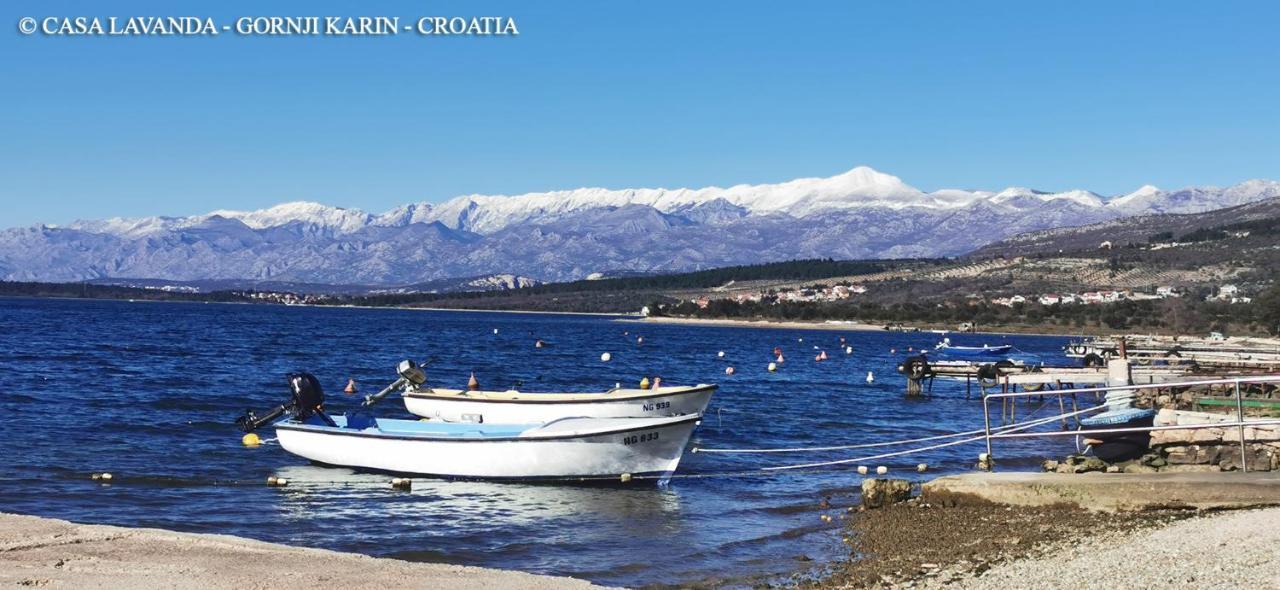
xmin=0 ymin=297 xmax=1082 ymax=587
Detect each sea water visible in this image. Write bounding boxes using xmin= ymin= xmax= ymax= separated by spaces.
xmin=0 ymin=298 xmax=1081 ymax=587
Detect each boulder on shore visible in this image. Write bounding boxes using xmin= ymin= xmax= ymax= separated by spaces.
xmin=862 ymin=478 xmax=912 ymax=509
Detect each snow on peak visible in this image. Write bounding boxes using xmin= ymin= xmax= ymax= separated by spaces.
xmin=208 ymin=201 xmax=372 ymax=232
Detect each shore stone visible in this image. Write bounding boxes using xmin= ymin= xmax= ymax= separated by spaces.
xmin=1123 ymin=464 xmax=1158 ymax=474
xmin=1073 ymin=457 xmax=1108 ymax=474
xmin=862 ymin=478 xmax=912 ymax=509
xmin=1159 ymin=464 xmax=1222 ymax=473
xmin=1041 ymin=460 xmax=1060 ymax=472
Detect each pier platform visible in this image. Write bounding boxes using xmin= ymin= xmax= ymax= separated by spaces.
xmin=923 ymin=471 xmax=1280 ymax=512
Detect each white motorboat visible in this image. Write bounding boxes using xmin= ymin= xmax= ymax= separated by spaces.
xmin=402 ymin=383 xmax=717 ymax=423
xmin=275 ymin=413 xmax=700 ymax=484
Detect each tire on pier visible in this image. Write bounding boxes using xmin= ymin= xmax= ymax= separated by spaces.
xmin=1082 ymin=352 xmax=1105 ymax=368
xmin=897 ymin=355 xmax=932 ymax=380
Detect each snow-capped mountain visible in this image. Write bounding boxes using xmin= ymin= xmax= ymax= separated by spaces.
xmin=5 ymin=166 xmax=1278 ymax=285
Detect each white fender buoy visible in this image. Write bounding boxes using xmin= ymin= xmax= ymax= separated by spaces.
xmin=856 ymin=465 xmax=868 ymax=475
xmin=845 ymin=346 xmax=853 ymax=355
xmin=917 ymin=463 xmax=928 ymax=473
xmin=601 ymin=352 xmax=612 ymax=362
xmin=725 ymin=366 xmax=735 ymax=375
xmin=717 ymin=351 xmax=725 ymax=358
xmin=767 ymin=362 xmax=778 ymax=372
xmin=637 ymin=336 xmax=644 ymax=344
xmin=493 ymin=328 xmax=499 ymax=334
xmin=866 ymin=371 xmax=875 ymax=383
xmin=876 ymin=466 xmax=888 ymax=475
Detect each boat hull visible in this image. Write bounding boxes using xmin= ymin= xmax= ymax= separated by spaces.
xmin=275 ymin=415 xmax=701 ymax=484
xmin=403 ymin=385 xmax=715 ymax=423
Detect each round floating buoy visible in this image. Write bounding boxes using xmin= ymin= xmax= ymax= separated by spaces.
xmin=639 ymin=377 xmax=651 ymax=390
xmin=535 ymin=339 xmax=545 ymax=348
xmin=820 ymin=514 xmax=832 ymax=522
xmin=637 ymin=336 xmax=644 ymax=344
xmin=890 ymin=348 xmax=897 ymax=354
xmin=845 ymin=346 xmax=853 ymax=355
xmin=767 ymin=362 xmax=778 ymax=372
xmin=267 ymin=476 xmax=280 ymax=486
xmin=615 ymin=382 xmax=622 ymax=388
xmin=344 ymin=378 xmax=358 ymax=394
xmin=917 ymin=463 xmax=928 ymax=473
xmin=876 ymin=466 xmax=888 ymax=475
xmin=717 ymin=351 xmax=725 ymax=358
xmin=493 ymin=328 xmax=499 ymax=335
xmin=840 ymin=336 xmax=847 ymax=344
xmin=242 ymin=433 xmax=261 ymax=447
xmin=856 ymin=466 xmax=868 ymax=475
xmin=275 ymin=478 xmax=288 ymax=487
xmin=601 ymin=352 xmax=612 ymax=362
xmin=468 ymin=372 xmax=480 ymax=391
xmin=391 ymin=477 xmax=412 ymax=490
xmin=866 ymin=371 xmax=875 ymax=383
xmin=620 ymin=473 xmax=633 ymax=483
xmin=908 ymin=346 xmax=914 ymax=352
xmin=100 ymin=472 xmax=113 ymax=481
xmin=725 ymin=366 xmax=735 ymax=375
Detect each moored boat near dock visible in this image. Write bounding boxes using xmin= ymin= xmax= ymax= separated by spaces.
xmin=402 ymin=384 xmax=717 ymax=423
xmin=276 ymin=413 xmax=701 ymax=484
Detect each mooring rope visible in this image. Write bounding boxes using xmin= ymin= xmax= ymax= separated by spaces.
xmin=693 ymin=401 xmax=1101 ymax=455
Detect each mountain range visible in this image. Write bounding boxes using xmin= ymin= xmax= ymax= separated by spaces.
xmin=2 ymin=166 xmax=1278 ymax=287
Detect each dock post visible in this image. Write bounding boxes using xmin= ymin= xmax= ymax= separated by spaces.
xmin=1235 ymin=378 xmax=1248 ymax=473
xmin=981 ymin=392 xmax=994 ymax=470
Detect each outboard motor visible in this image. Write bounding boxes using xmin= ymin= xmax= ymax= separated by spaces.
xmin=236 ymin=372 xmax=337 ymax=433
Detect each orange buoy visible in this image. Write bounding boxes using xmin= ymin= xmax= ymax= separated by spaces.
xmin=344 ymin=378 xmax=358 ymax=394
xmin=468 ymin=372 xmax=480 ymax=391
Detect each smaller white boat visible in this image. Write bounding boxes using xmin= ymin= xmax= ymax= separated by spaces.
xmin=402 ymin=383 xmax=716 ymax=423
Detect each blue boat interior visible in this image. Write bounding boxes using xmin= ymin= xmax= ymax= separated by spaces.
xmin=294 ymin=413 xmax=535 ymax=438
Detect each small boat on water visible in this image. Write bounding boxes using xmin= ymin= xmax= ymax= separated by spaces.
xmin=238 ymin=371 xmax=703 ymax=484
xmin=276 ymin=414 xmax=700 ymax=484
xmin=403 ymin=383 xmax=717 ymax=423
xmin=934 ymin=339 xmax=1013 ymax=356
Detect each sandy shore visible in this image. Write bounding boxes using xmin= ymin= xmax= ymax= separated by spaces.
xmin=627 ymin=316 xmax=1090 ymax=338
xmin=0 ymin=512 xmax=607 ymax=590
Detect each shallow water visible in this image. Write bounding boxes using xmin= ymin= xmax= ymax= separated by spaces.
xmin=0 ymin=297 xmax=1083 ymax=587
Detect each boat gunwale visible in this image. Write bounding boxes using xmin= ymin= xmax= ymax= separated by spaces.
xmin=401 ymin=383 xmax=718 ymax=405
xmin=275 ymin=413 xmax=703 ymax=443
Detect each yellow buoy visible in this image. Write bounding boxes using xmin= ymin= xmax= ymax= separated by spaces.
xmin=639 ymin=377 xmax=651 ymax=390
xmin=242 ymin=433 xmax=261 ymax=447
xmin=620 ymin=473 xmax=633 ymax=483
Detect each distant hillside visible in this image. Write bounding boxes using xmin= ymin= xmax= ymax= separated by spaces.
xmin=972 ymin=197 xmax=1280 ymax=257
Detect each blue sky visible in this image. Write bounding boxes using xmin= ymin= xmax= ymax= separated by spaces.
xmin=2 ymin=1 xmax=1278 ymax=227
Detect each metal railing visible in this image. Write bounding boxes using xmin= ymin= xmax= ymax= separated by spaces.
xmin=981 ymin=375 xmax=1280 ymax=473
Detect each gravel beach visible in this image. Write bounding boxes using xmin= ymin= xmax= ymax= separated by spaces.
xmin=941 ymin=507 xmax=1280 ymax=589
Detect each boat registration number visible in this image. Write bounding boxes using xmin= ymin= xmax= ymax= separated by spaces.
xmin=642 ymin=401 xmax=670 ymax=412
xmin=623 ymin=431 xmax=660 ymax=445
